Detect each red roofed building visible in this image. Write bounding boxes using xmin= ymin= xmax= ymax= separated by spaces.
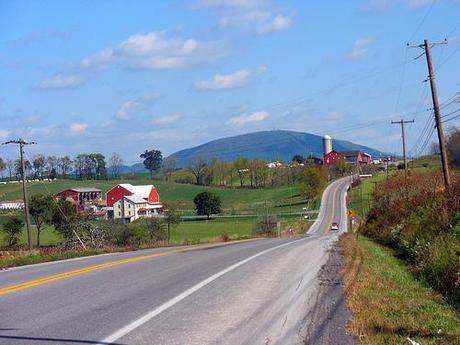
xmin=106 ymin=183 xmax=161 ymax=221
xmin=106 ymin=183 xmax=160 ymax=207
xmin=323 ymin=150 xmax=372 ymax=166
xmin=55 ymin=187 xmax=102 ymax=206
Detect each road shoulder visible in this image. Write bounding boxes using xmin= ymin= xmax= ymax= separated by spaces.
xmin=303 ymin=239 xmax=355 ymax=345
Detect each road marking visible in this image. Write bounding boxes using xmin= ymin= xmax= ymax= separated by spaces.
xmin=0 ymin=239 xmax=260 ymax=296
xmin=0 ymin=248 xmax=196 ymax=296
xmin=96 ymin=238 xmax=307 ymax=345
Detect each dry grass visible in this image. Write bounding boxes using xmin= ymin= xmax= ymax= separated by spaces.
xmin=341 ymin=233 xmax=460 ymax=345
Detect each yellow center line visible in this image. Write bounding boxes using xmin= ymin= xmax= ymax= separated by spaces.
xmin=0 ymin=239 xmax=259 ymax=296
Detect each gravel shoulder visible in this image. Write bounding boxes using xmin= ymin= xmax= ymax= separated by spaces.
xmin=304 ymin=240 xmax=355 ymax=345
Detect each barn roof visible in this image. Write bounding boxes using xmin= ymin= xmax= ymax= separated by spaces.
xmin=69 ymin=187 xmax=102 ymax=193
xmin=118 ymin=184 xmax=154 ymax=198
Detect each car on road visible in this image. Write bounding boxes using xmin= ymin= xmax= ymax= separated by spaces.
xmin=331 ymin=222 xmax=339 ymax=231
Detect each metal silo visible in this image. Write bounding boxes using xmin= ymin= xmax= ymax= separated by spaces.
xmin=323 ymin=135 xmax=332 ymax=156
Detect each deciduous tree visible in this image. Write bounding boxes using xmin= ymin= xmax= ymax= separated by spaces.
xmin=29 ymin=193 xmax=54 ymax=246
xmin=193 ymin=192 xmax=222 ymax=219
xmin=2 ymin=216 xmax=24 ymax=247
xmin=299 ymin=166 xmax=327 ymax=200
xmin=140 ymin=149 xmax=163 ymax=178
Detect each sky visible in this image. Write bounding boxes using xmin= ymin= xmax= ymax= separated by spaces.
xmin=0 ymin=0 xmax=459 ymax=165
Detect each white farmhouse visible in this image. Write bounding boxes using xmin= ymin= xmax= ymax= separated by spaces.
xmin=113 ymin=195 xmax=162 ymax=222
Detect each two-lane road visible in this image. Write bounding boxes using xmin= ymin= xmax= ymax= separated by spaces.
xmin=0 ymin=177 xmax=350 ymax=345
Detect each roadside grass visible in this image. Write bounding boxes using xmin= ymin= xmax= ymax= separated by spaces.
xmin=0 ymin=248 xmax=104 ymax=269
xmin=342 ymin=233 xmax=460 ymax=345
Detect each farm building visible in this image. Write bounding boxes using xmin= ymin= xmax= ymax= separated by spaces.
xmin=55 ymin=187 xmax=102 ymax=206
xmin=321 ymin=134 xmax=372 ymax=167
xmin=112 ymin=195 xmax=162 ymax=222
xmin=106 ymin=183 xmax=161 ymax=221
xmin=323 ymin=150 xmax=372 ymax=166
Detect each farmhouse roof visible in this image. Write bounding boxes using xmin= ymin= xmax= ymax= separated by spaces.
xmin=124 ymin=195 xmax=148 ymax=204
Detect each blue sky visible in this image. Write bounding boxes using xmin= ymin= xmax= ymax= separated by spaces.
xmin=1 ymin=0 xmax=459 ymax=164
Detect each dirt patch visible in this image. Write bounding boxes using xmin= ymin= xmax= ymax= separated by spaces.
xmin=304 ymin=240 xmax=356 ymax=344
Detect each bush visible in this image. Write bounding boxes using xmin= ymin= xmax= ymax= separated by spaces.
xmin=253 ymin=215 xmax=279 ymax=237
xmin=1 ymin=216 xmax=24 ymax=247
xmin=360 ymin=171 xmax=460 ymax=299
xmin=106 ymin=220 xmax=132 ymax=246
xmin=128 ymin=221 xmax=148 ymax=245
xmin=416 ymin=234 xmax=460 ymax=294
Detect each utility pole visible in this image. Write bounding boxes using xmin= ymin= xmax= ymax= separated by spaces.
xmin=2 ymin=139 xmax=36 ymax=250
xmin=391 ymin=119 xmax=414 ymax=178
xmin=409 ymin=39 xmax=451 ymax=190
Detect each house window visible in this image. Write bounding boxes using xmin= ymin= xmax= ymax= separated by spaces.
xmin=128 ymin=211 xmax=131 ymax=216
xmin=128 ymin=204 xmax=131 ymax=208
xmin=118 ymin=211 xmax=121 ymax=216
xmin=118 ymin=204 xmax=121 ymax=209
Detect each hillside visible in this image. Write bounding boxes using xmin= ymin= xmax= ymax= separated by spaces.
xmin=168 ymin=130 xmax=384 ymax=168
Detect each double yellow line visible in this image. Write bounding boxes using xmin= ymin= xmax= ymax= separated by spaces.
xmin=0 ymin=247 xmax=197 ymax=296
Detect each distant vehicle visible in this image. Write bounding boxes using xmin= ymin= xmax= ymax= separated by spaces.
xmin=303 ymin=215 xmax=309 ymax=219
xmin=331 ymin=222 xmax=339 ymax=231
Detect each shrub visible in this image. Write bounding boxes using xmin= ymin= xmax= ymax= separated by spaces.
xmin=107 ymin=220 xmax=132 ymax=246
xmin=253 ymin=215 xmax=279 ymax=237
xmin=1 ymin=216 xmax=24 ymax=247
xmin=359 ymin=171 xmax=460 ymax=299
xmin=128 ymin=220 xmax=148 ymax=245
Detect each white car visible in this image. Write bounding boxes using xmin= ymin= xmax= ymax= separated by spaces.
xmin=331 ymin=222 xmax=339 ymax=231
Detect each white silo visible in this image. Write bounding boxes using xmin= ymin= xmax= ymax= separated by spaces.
xmin=323 ymin=135 xmax=332 ymax=156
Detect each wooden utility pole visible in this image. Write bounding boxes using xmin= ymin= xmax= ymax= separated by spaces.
xmin=2 ymin=138 xmax=36 ymax=250
xmin=391 ymin=119 xmax=414 ymax=178
xmin=424 ymin=39 xmax=451 ymax=189
xmin=409 ymin=39 xmax=451 ymax=190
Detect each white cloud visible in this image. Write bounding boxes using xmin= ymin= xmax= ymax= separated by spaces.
xmin=348 ymin=37 xmax=375 ymax=59
xmin=227 ymin=111 xmax=269 ymax=126
xmin=33 ymin=74 xmax=82 ymax=90
xmin=69 ymin=123 xmax=88 ymax=134
xmin=198 ymin=0 xmax=292 ymax=35
xmin=154 ymin=114 xmax=181 ymax=125
xmin=116 ymin=100 xmax=142 ymax=120
xmin=0 ymin=129 xmax=10 ymax=140
xmin=197 ymin=0 xmax=269 ymax=9
xmin=115 ymin=93 xmax=159 ymax=120
xmin=256 ymin=15 xmax=292 ymax=34
xmin=323 ymin=111 xmax=344 ymax=121
xmin=194 ymin=66 xmax=265 ymax=91
xmin=367 ymin=0 xmax=434 ymax=10
xmin=82 ymin=31 xmax=225 ymax=70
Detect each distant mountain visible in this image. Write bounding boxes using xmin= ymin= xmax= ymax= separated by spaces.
xmin=167 ymin=130 xmax=385 ymax=168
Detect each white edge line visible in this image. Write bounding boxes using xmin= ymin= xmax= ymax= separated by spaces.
xmin=97 ymin=238 xmax=307 ymax=345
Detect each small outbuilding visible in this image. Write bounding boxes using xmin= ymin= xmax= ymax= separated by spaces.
xmin=55 ymin=187 xmax=102 ymax=206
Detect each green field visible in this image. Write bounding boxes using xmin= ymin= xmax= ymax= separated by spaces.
xmin=0 ymin=178 xmax=312 ymax=216
xmin=0 ymin=214 xmax=309 ymax=247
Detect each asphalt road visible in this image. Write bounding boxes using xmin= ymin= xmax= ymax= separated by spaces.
xmin=0 ymin=177 xmax=350 ymax=345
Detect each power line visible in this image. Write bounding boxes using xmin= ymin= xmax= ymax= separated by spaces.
xmin=407 ymin=0 xmax=437 ymax=43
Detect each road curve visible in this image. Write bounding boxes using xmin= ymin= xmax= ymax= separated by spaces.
xmin=0 ymin=177 xmax=350 ymax=345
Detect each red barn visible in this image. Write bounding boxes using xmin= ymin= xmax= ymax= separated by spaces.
xmin=323 ymin=150 xmax=345 ymax=165
xmin=323 ymin=150 xmax=373 ymax=166
xmin=106 ymin=183 xmax=160 ymax=208
xmin=55 ymin=187 xmax=102 ymax=205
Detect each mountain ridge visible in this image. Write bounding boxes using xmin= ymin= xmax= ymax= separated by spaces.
xmin=167 ymin=130 xmax=384 ymax=168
